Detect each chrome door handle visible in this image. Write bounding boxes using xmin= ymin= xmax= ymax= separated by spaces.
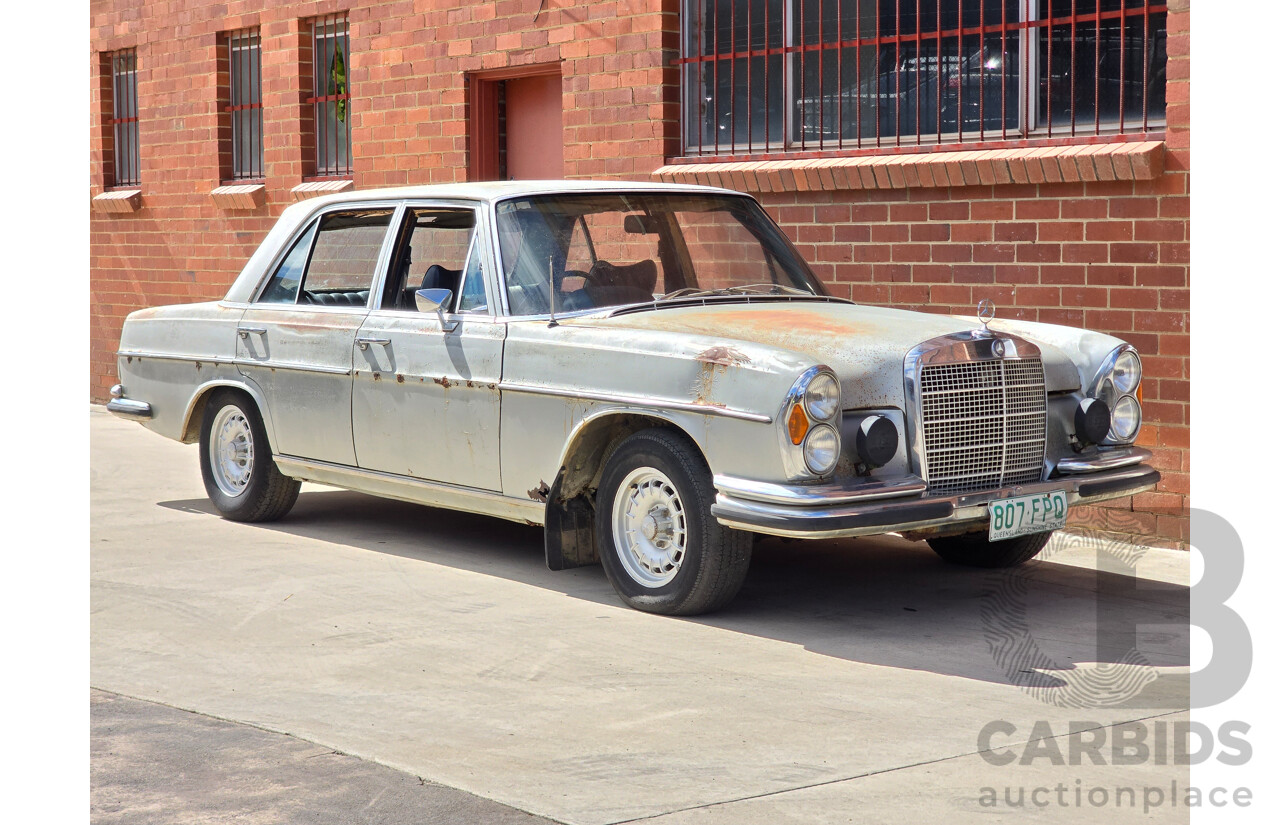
xmin=356 ymin=337 xmax=392 ymax=351
xmin=237 ymin=326 xmax=267 ymax=338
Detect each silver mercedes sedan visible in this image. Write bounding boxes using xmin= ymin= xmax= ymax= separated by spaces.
xmin=108 ymin=181 xmax=1158 ymax=614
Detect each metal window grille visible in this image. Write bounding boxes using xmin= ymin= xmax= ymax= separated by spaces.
xmin=680 ymin=0 xmax=1167 ymax=157
xmin=309 ymin=14 xmax=352 ymax=176
xmin=227 ymin=30 xmax=263 ymax=180
xmin=109 ymin=50 xmax=140 ymax=186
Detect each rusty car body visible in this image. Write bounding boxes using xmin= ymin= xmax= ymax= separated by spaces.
xmin=109 ymin=181 xmax=1159 ymax=614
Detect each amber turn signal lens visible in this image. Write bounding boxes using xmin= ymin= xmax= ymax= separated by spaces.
xmin=787 ymin=403 xmax=809 ymax=445
xmin=1136 ymin=382 xmax=1143 ymax=404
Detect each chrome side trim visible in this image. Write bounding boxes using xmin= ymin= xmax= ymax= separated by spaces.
xmin=499 ymin=382 xmax=773 ymax=423
xmin=273 ymin=455 xmax=545 ymax=525
xmin=234 ymin=359 xmax=352 ymax=376
xmin=118 ymin=350 xmax=229 ymax=365
xmin=1056 ymin=446 xmax=1152 ymax=475
xmin=713 ymin=473 xmax=926 ymax=506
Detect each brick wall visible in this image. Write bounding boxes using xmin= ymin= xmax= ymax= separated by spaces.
xmin=90 ymin=0 xmax=1189 ymax=546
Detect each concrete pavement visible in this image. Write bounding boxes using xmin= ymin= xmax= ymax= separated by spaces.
xmin=92 ymin=689 xmax=555 ymax=824
xmin=91 ymin=407 xmax=1192 ymax=823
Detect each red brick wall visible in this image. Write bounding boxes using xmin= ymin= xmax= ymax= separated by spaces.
xmin=90 ymin=0 xmax=1188 ymax=545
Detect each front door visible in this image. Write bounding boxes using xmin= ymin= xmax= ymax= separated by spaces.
xmin=505 ymin=73 xmax=563 ymax=180
xmin=351 ymin=203 xmax=505 ymax=490
xmin=236 ymin=205 xmax=397 ymax=465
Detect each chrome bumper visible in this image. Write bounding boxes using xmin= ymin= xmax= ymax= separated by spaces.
xmin=105 ymin=384 xmax=152 ymax=420
xmin=711 ymin=460 xmax=1161 ymax=540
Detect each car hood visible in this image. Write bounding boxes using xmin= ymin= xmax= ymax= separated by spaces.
xmin=571 ymin=300 xmax=1099 ymax=409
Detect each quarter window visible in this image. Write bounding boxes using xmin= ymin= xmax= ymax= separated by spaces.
xmin=681 ymin=0 xmax=1167 ymax=156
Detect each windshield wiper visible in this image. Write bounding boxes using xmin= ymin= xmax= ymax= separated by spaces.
xmin=723 ymin=283 xmax=814 ymax=296
xmin=655 ymin=283 xmax=815 ymax=302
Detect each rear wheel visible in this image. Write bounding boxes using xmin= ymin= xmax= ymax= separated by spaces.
xmin=596 ymin=429 xmax=751 ymax=615
xmin=199 ymin=389 xmax=300 ymax=522
xmin=927 ymin=530 xmax=1053 ymax=568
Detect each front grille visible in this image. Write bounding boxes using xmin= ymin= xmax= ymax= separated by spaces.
xmin=918 ymin=357 xmax=1047 ymax=495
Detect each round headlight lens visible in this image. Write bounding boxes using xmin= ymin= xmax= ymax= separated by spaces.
xmin=1111 ymin=395 xmax=1141 ymax=441
xmin=804 ymin=373 xmax=840 ymax=421
xmin=802 ymin=424 xmax=840 ymax=475
xmin=1112 ymin=350 xmax=1141 ymax=395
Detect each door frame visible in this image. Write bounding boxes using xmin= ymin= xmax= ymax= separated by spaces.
xmin=467 ymin=62 xmax=563 ymax=182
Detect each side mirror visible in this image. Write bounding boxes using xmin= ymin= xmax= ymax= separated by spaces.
xmin=415 ymin=288 xmax=458 ymax=332
xmin=415 ymin=287 xmax=453 ymax=313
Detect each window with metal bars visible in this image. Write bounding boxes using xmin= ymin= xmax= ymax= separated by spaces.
xmin=107 ymin=50 xmax=140 ymax=186
xmin=226 ymin=30 xmax=263 ymax=180
xmin=308 ymin=14 xmax=352 ymax=176
xmin=680 ymin=1 xmax=1167 ymax=156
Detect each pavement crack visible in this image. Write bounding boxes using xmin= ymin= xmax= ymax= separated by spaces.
xmin=603 ymin=709 xmax=1189 ymax=824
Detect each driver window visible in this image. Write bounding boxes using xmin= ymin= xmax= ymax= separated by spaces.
xmin=384 ymin=207 xmax=477 ymax=311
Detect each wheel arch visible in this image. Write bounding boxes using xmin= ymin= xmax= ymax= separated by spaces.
xmin=181 ymin=378 xmax=277 ymax=452
xmin=544 ymin=409 xmax=711 ymax=571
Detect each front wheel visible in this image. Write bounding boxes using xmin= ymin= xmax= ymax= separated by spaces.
xmin=199 ymin=389 xmax=300 ymax=522
xmin=596 ymin=429 xmax=752 ymax=615
xmin=927 ymin=530 xmax=1053 ymax=568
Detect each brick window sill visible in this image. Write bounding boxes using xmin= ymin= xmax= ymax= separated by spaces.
xmin=291 ymin=179 xmax=354 ymax=201
xmin=653 ymin=141 xmax=1166 ymax=193
xmin=210 ymin=183 xmax=266 ymax=211
xmin=91 ymin=189 xmax=142 ymax=214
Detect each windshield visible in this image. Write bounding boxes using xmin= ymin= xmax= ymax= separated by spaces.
xmin=493 ymin=193 xmax=827 ymax=316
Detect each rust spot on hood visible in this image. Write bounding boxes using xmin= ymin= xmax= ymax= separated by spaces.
xmin=695 ymin=346 xmax=751 ymax=366
xmin=396 ymin=374 xmax=405 ymax=384
xmin=434 ymin=376 xmax=453 ymax=388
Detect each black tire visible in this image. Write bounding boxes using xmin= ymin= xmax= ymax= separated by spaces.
xmin=927 ymin=530 xmax=1053 ymax=568
xmin=199 ymin=389 xmax=300 ymax=522
xmin=595 ymin=429 xmax=752 ymax=615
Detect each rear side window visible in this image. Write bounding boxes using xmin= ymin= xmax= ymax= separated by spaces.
xmin=257 ymin=208 xmax=394 ymax=305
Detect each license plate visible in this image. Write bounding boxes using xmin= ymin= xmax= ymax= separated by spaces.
xmin=988 ymin=491 xmax=1069 ymax=541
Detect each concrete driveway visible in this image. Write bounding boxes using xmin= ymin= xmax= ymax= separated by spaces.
xmin=91 ymin=408 xmax=1191 ymax=823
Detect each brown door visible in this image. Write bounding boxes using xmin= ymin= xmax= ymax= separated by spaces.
xmin=504 ymin=74 xmax=563 ymax=180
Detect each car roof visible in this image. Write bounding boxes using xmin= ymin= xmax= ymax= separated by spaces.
xmin=295 ymin=179 xmax=745 ymax=210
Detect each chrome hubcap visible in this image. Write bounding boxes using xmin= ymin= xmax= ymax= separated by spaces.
xmin=612 ymin=468 xmax=687 ymax=588
xmin=209 ymin=405 xmax=254 ymax=497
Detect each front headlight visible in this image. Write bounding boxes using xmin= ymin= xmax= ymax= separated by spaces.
xmin=803 ymin=424 xmax=840 ymax=475
xmin=780 ymin=367 xmax=842 ymax=479
xmin=1088 ymin=345 xmax=1143 ymax=445
xmin=1112 ymin=350 xmax=1142 ymax=395
xmin=1110 ymin=395 xmax=1142 ymax=441
xmin=804 ymin=373 xmax=840 ymax=421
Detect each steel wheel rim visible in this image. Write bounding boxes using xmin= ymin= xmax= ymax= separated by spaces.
xmin=209 ymin=405 xmax=254 ymax=497
xmin=611 ymin=467 xmax=687 ymax=588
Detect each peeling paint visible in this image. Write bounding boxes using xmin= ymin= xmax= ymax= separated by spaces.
xmin=527 ymin=481 xmax=551 ymax=503
xmin=695 ymin=345 xmax=750 ymax=367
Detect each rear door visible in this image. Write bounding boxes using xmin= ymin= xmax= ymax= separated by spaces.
xmin=237 ymin=203 xmax=398 ymax=465
xmin=350 ymin=201 xmax=505 ymax=490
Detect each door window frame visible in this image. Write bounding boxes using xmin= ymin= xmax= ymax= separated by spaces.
xmin=368 ymin=199 xmax=501 ymax=322
xmin=249 ymin=200 xmax=404 ymax=311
